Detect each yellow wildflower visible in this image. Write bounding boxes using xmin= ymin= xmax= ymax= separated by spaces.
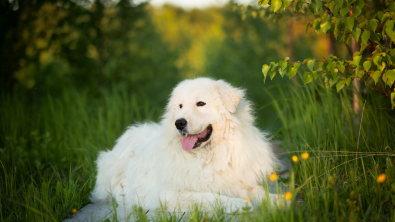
xmin=269 ymin=173 xmax=277 ymax=181
xmin=72 ymin=209 xmax=77 ymax=214
xmin=301 ymin=152 xmax=310 ymax=160
xmin=284 ymin=192 xmax=292 ymax=200
xmin=292 ymin=155 xmax=298 ymax=162
xmin=245 ymin=198 xmax=250 ymax=202
xmin=377 ymin=174 xmax=386 ymax=183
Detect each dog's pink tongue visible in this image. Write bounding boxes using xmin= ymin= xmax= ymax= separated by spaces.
xmin=181 ymin=135 xmax=198 ymax=151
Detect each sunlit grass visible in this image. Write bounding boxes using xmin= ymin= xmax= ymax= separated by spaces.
xmin=1 ymin=81 xmax=394 ymax=221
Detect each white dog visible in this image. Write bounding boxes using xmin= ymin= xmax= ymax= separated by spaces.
xmin=91 ymin=78 xmax=283 ymax=213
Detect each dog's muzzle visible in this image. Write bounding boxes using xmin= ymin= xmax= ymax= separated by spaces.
xmin=175 ymin=118 xmax=187 ymax=130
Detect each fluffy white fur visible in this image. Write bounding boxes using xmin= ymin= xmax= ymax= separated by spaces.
xmin=91 ymin=78 xmax=283 ymax=213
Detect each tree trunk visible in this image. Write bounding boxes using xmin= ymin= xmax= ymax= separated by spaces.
xmin=327 ymin=32 xmax=336 ymax=55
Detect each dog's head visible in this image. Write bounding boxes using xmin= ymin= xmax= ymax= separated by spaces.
xmin=165 ymin=78 xmax=245 ymax=151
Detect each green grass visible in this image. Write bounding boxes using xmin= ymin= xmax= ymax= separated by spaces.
xmin=1 ymin=83 xmax=394 ymax=221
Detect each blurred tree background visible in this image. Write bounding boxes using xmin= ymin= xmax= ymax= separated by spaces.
xmin=1 ymin=0 xmax=328 ymax=122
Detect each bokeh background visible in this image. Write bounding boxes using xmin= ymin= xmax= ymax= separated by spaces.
xmin=1 ymin=0 xmax=335 ymax=127
xmin=2 ymin=0 xmax=394 ymax=221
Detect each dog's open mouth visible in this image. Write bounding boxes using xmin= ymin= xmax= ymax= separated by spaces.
xmin=181 ymin=125 xmax=212 ymax=151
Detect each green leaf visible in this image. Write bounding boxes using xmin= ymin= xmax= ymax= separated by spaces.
xmin=313 ymin=19 xmax=321 ymax=34
xmin=345 ymin=16 xmax=355 ymax=31
xmin=320 ymin=21 xmax=332 ymax=33
xmin=258 ymin=0 xmax=270 ymax=6
xmin=340 ymin=7 xmax=348 ymax=16
xmin=312 ymin=71 xmax=318 ymax=80
xmin=391 ymin=92 xmax=395 ymax=109
xmin=270 ymin=70 xmax=276 ymax=80
xmin=282 ymin=0 xmax=293 ymax=9
xmin=330 ymin=76 xmax=340 ymax=87
xmin=307 ymin=3 xmax=315 ymax=15
xmin=329 ymin=2 xmax=336 ymax=13
xmin=385 ymin=20 xmax=395 ymax=41
xmin=262 ymin=64 xmax=270 ymax=82
xmin=363 ymin=61 xmax=371 ymax=71
xmin=357 ymin=0 xmax=364 ymax=9
xmin=306 ymin=22 xmax=312 ymax=34
xmin=279 ymin=67 xmax=285 ymax=78
xmin=353 ymin=6 xmax=361 ymax=17
xmin=334 ymin=0 xmax=343 ymax=6
xmin=307 ymin=59 xmax=316 ymax=71
xmin=353 ymin=52 xmax=362 ymax=66
xmin=369 ymin=19 xmax=378 ymax=32
xmin=288 ymin=63 xmax=300 ymax=79
xmin=379 ymin=61 xmax=386 ymax=72
xmin=357 ymin=69 xmax=364 ymax=78
xmin=385 ymin=70 xmax=395 ymax=86
xmin=304 ymin=72 xmax=313 ymax=84
xmin=377 ymin=11 xmax=384 ymax=21
xmin=351 ymin=27 xmax=361 ymax=42
xmin=334 ymin=20 xmax=344 ymax=38
xmin=381 ymin=12 xmax=391 ymax=25
xmin=361 ymin=31 xmax=370 ymax=44
xmin=359 ymin=18 xmax=368 ymax=29
xmin=373 ymin=54 xmax=382 ymax=65
xmin=272 ymin=0 xmax=282 ymax=12
xmin=345 ymin=77 xmax=351 ymax=86
xmin=332 ymin=5 xmax=340 ymax=16
xmin=294 ymin=0 xmax=301 ymax=11
xmin=279 ymin=60 xmax=288 ymax=71
xmin=338 ymin=65 xmax=345 ymax=73
xmin=336 ymin=80 xmax=346 ymax=92
xmin=314 ymin=0 xmax=322 ymax=13
xmin=270 ymin=61 xmax=278 ymax=71
xmin=373 ymin=71 xmax=381 ymax=84
xmin=370 ymin=32 xmax=382 ymax=42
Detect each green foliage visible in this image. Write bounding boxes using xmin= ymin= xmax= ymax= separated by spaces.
xmin=0 ymin=88 xmax=162 ymax=221
xmin=243 ymin=0 xmax=395 ymax=109
xmin=2 ymin=82 xmax=394 ymax=221
xmin=1 ymin=0 xmax=180 ymax=99
xmin=266 ymin=82 xmax=395 ymax=221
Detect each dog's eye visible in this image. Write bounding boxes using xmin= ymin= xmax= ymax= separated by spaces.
xmin=196 ymin=101 xmax=206 ymax=107
xmin=179 ymin=104 xmax=183 ymax=109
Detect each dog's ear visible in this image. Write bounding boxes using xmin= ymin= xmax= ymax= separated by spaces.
xmin=216 ymin=80 xmax=244 ymax=113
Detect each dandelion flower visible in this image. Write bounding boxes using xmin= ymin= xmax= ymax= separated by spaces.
xmin=301 ymin=152 xmax=310 ymax=160
xmin=72 ymin=209 xmax=77 ymax=214
xmin=245 ymin=198 xmax=250 ymax=202
xmin=284 ymin=192 xmax=292 ymax=200
xmin=292 ymin=155 xmax=298 ymax=162
xmin=377 ymin=174 xmax=386 ymax=183
xmin=269 ymin=173 xmax=277 ymax=181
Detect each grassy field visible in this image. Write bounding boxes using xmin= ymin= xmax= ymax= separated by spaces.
xmin=1 ymin=81 xmax=395 ymax=221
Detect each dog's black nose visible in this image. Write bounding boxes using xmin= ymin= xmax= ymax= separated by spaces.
xmin=175 ymin=118 xmax=187 ymax=130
